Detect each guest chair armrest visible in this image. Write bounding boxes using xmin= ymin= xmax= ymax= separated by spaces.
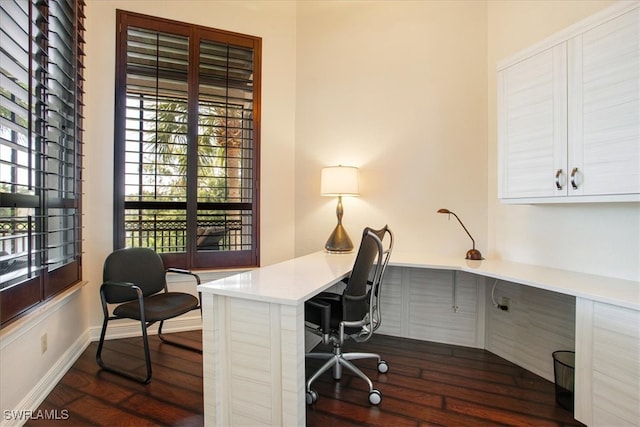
xmin=100 ymin=281 xmax=143 ymax=301
xmin=101 ymin=280 xmax=138 ymax=289
xmin=166 ymin=268 xmax=201 ymax=285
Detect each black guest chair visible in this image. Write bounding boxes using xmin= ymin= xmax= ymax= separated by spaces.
xmin=305 ymin=225 xmax=394 ymax=405
xmin=96 ymin=247 xmax=202 ymax=384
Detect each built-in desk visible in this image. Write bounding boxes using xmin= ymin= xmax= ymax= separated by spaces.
xmin=198 ymin=251 xmax=356 ymax=426
xmin=391 ymin=252 xmax=639 ymax=310
xmin=198 ymin=252 xmax=639 ymax=426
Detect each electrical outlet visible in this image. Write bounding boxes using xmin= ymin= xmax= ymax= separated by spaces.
xmin=41 ymin=333 xmax=48 ymax=354
xmin=501 ymin=297 xmax=510 ymax=312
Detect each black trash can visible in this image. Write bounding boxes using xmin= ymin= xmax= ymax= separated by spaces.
xmin=552 ymin=350 xmax=575 ymax=412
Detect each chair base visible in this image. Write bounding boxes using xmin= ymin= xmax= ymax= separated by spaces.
xmin=96 ymin=318 xmax=201 ymax=384
xmin=305 ymin=345 xmax=388 ymax=405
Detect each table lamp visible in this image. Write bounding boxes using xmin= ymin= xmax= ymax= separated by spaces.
xmin=437 ymin=208 xmax=483 ymax=260
xmin=321 ymin=166 xmax=359 ymax=252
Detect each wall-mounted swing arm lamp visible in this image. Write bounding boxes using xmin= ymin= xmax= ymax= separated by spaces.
xmin=437 ymin=208 xmax=483 ymax=260
xmin=321 ymin=166 xmax=359 ymax=253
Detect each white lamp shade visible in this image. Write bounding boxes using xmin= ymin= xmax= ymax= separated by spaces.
xmin=321 ymin=166 xmax=359 ymax=196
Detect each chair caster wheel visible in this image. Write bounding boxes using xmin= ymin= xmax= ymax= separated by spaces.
xmin=369 ymin=389 xmax=382 ymax=405
xmin=377 ymin=360 xmax=389 ymax=373
xmin=306 ymin=390 xmax=318 ymax=405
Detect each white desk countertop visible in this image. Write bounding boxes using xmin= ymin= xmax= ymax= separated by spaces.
xmin=198 ymin=251 xmax=356 ymax=306
xmin=198 ymin=250 xmax=640 ymax=311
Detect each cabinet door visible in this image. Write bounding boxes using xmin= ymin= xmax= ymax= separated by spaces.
xmin=568 ymin=8 xmax=640 ymax=196
xmin=498 ymin=44 xmax=567 ymax=199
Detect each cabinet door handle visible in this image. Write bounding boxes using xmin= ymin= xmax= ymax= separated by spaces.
xmin=555 ymin=169 xmax=563 ymax=190
xmin=570 ymin=167 xmax=579 ymax=190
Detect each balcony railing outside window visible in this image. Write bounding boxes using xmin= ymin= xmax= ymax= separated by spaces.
xmin=123 ymin=216 xmax=246 ymax=252
xmin=0 ymin=217 xmax=32 ymax=289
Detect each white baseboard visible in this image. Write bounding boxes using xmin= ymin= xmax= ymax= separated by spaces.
xmin=88 ymin=314 xmax=203 ymax=341
xmin=1 ymin=331 xmax=91 ymax=427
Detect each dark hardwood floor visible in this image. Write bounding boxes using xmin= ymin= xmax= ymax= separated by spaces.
xmin=26 ymin=330 xmax=582 ymax=426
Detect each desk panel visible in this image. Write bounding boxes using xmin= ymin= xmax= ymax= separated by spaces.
xmin=378 ymin=267 xmax=483 ymax=348
xmin=201 ymin=293 xmax=305 ymax=426
xmin=575 ymin=299 xmax=640 ymax=426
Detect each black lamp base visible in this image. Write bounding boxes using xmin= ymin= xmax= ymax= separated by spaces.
xmin=325 ymin=223 xmax=354 ymax=253
xmin=465 ymin=249 xmax=483 ymax=260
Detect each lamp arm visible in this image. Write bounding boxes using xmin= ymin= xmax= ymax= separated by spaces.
xmin=448 ymin=212 xmax=475 ymax=250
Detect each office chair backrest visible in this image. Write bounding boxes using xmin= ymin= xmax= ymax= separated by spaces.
xmin=102 ymin=247 xmax=167 ymax=303
xmin=343 ymin=226 xmax=392 ymax=323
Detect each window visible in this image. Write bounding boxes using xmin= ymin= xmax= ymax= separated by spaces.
xmin=114 ymin=11 xmax=260 ymax=270
xmin=0 ymin=0 xmax=85 ymax=326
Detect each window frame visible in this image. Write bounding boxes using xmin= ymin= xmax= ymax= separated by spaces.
xmin=0 ymin=0 xmax=85 ymax=327
xmin=113 ymin=10 xmax=261 ymax=270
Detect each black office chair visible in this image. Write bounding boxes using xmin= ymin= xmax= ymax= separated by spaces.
xmin=305 ymin=225 xmax=394 ymax=405
xmin=96 ymin=247 xmax=202 ymax=384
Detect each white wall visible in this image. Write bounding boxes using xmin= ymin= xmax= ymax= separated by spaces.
xmin=0 ymin=287 xmax=88 ymax=422
xmin=294 ymin=1 xmax=488 ymax=258
xmin=487 ymin=0 xmax=640 ymax=282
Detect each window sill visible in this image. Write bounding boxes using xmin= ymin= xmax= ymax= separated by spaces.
xmin=0 ymin=281 xmax=87 ymax=342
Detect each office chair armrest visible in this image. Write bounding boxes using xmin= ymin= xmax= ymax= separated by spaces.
xmin=306 ymin=298 xmax=331 ymax=334
xmin=167 ymin=268 xmax=201 ymax=285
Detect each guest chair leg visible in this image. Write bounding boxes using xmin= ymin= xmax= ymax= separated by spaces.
xmin=140 ymin=318 xmax=153 ymax=383
xmin=95 ymin=316 xmax=109 ymax=370
xmin=95 ymin=316 xmax=153 ymax=384
xmin=158 ymin=320 xmax=202 ymax=353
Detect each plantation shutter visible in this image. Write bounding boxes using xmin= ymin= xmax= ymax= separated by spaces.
xmin=121 ymin=26 xmax=190 ymax=264
xmin=0 ymin=0 xmax=85 ymax=326
xmin=115 ymin=11 xmax=260 ymax=269
xmin=194 ymin=37 xmax=255 ymax=266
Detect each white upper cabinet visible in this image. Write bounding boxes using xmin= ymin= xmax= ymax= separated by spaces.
xmin=568 ymin=9 xmax=639 ymax=197
xmin=498 ymin=3 xmax=639 ymax=203
xmin=498 ymin=44 xmax=567 ymax=199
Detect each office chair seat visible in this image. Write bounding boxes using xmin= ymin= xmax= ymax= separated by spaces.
xmin=113 ymin=292 xmax=199 ymax=322
xmin=305 ymin=225 xmax=394 ymax=406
